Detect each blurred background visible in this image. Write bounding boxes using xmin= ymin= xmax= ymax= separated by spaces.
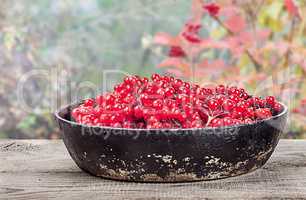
xmin=0 ymin=0 xmax=305 ymax=139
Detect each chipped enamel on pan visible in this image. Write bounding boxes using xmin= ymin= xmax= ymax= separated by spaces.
xmin=55 ymin=102 xmax=288 ymax=182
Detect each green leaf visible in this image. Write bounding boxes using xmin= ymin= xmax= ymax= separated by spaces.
xmin=3 ymin=32 xmax=15 ymax=50
xmin=17 ymin=115 xmax=37 ymax=130
xmin=97 ymin=0 xmax=113 ymax=9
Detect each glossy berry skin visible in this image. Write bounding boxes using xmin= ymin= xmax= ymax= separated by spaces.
xmin=207 ymin=99 xmax=219 ymax=111
xmin=151 ymin=73 xmax=161 ymax=81
xmin=72 ymin=74 xmax=282 ymax=129
xmin=84 ymin=99 xmax=94 ymax=107
xmin=273 ymin=102 xmax=282 ymax=113
xmin=152 ymin=99 xmax=163 ymax=110
xmin=222 ymin=99 xmax=234 ymax=111
xmin=255 ymin=108 xmax=272 ymax=119
xmin=266 ymin=96 xmax=276 ymax=106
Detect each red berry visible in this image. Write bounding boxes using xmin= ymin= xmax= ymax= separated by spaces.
xmin=147 ymin=116 xmax=159 ymax=124
xmin=216 ymin=85 xmax=225 ymax=94
xmin=156 ymin=88 xmax=165 ymax=97
xmin=165 ymin=87 xmax=175 ymax=97
xmin=137 ymin=122 xmax=145 ymax=129
xmin=235 ymin=104 xmax=246 ymax=113
xmin=241 ymin=92 xmax=249 ymax=100
xmin=273 ymin=102 xmax=282 ymax=113
xmin=207 ymin=99 xmax=219 ymax=111
xmin=244 ymin=118 xmax=253 ymax=124
xmin=229 ymin=95 xmax=240 ymax=103
xmin=246 ymin=107 xmax=255 ymax=118
xmin=111 ymin=122 xmax=122 ymax=128
xmin=151 ymin=73 xmax=161 ymax=81
xmin=140 ymin=93 xmax=152 ymax=107
xmin=95 ymin=95 xmax=104 ymax=105
xmin=105 ymin=94 xmax=116 ymax=105
xmin=142 ymin=77 xmax=149 ymax=84
xmin=84 ymin=99 xmax=94 ymax=107
xmin=174 ymin=79 xmax=183 ymax=88
xmin=266 ymin=96 xmax=276 ymax=106
xmin=255 ymin=108 xmax=272 ymax=119
xmin=134 ymin=105 xmax=143 ymax=118
xmin=209 ymin=118 xmax=223 ymax=127
xmin=191 ymin=120 xmax=203 ymax=128
xmin=223 ymin=117 xmax=234 ymax=126
xmin=222 ymin=99 xmax=234 ymax=111
xmin=152 ymin=99 xmax=163 ymax=110
xmin=122 ymin=121 xmax=133 ymax=128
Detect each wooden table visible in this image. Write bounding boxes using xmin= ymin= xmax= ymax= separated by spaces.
xmin=0 ymin=139 xmax=305 ymax=199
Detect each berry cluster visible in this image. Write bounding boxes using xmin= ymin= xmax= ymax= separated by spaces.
xmin=71 ymin=74 xmax=283 ymax=129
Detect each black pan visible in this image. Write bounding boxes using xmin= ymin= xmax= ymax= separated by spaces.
xmin=54 ymin=102 xmax=288 ymax=182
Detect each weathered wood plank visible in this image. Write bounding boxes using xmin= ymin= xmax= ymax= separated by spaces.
xmin=0 ymin=140 xmax=305 ymax=200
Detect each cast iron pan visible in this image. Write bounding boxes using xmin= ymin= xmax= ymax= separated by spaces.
xmin=55 ymin=102 xmax=288 ymax=182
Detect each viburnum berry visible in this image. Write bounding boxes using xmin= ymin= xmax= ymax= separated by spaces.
xmin=142 ymin=77 xmax=149 ymax=84
xmin=255 ymin=108 xmax=272 ymax=119
xmin=222 ymin=99 xmax=235 ymax=111
xmin=152 ymin=99 xmax=163 ymax=110
xmin=216 ymin=85 xmax=226 ymax=94
xmin=84 ymin=99 xmax=94 ymax=107
xmin=273 ymin=102 xmax=283 ymax=113
xmin=71 ymin=74 xmax=283 ymax=129
xmin=151 ymin=73 xmax=161 ymax=81
xmin=207 ymin=99 xmax=219 ymax=111
xmin=140 ymin=93 xmax=152 ymax=107
xmin=266 ymin=96 xmax=276 ymax=106
xmin=164 ymin=87 xmax=175 ymax=97
xmin=105 ymin=94 xmax=116 ymax=105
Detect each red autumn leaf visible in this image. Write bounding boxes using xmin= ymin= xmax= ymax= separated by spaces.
xmin=225 ymin=29 xmax=271 ymax=57
xmin=203 ymin=3 xmax=220 ymax=17
xmin=256 ymin=29 xmax=271 ymax=41
xmin=200 ymin=39 xmax=229 ymax=49
xmin=182 ymin=32 xmax=202 ymax=44
xmin=181 ymin=21 xmax=202 ymax=44
xmin=168 ymin=46 xmax=186 ymax=57
xmin=198 ymin=59 xmax=227 ymax=74
xmin=275 ymin=42 xmax=290 ymax=55
xmin=154 ymin=32 xmax=180 ymax=46
xmin=192 ymin=0 xmax=204 ymax=23
xmin=157 ymin=58 xmax=190 ymax=75
xmin=224 ymin=36 xmax=245 ymax=57
xmin=224 ymin=14 xmax=246 ymax=34
xmin=220 ymin=6 xmax=240 ymax=17
xmin=239 ymin=31 xmax=254 ymax=44
xmin=185 ymin=22 xmax=202 ymax=34
xmin=166 ymin=68 xmax=184 ymax=77
xmin=284 ymin=0 xmax=301 ymax=19
xmin=238 ymin=30 xmax=270 ymax=45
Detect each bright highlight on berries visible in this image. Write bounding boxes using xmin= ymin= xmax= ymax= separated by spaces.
xmin=72 ymin=74 xmax=283 ymax=129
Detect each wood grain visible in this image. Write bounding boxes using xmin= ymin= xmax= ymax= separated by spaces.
xmin=0 ymin=139 xmax=305 ymax=200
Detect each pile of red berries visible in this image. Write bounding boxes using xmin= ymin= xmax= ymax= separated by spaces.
xmin=71 ymin=74 xmax=283 ymax=129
